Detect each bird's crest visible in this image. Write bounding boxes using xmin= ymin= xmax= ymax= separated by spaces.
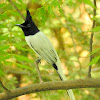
xmin=25 ymin=9 xmax=32 ymax=22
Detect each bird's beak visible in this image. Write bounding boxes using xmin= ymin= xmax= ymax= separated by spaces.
xmin=15 ymin=24 xmax=26 ymax=28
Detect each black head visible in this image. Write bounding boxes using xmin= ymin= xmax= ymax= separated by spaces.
xmin=15 ymin=9 xmax=39 ymax=36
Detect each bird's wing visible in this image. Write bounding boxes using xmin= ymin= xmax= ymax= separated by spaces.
xmin=28 ymin=32 xmax=58 ymax=64
xmin=25 ymin=32 xmax=76 ymax=100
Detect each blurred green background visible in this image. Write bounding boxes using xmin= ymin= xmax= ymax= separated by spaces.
xmin=0 ymin=0 xmax=100 ymax=100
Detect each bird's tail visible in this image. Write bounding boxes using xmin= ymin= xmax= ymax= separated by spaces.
xmin=56 ymin=59 xmax=76 ymax=100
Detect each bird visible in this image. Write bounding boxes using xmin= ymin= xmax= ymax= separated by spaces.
xmin=15 ymin=9 xmax=76 ymax=100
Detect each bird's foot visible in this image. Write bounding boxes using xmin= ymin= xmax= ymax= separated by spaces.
xmin=36 ymin=59 xmax=41 ymax=64
xmin=35 ymin=59 xmax=43 ymax=83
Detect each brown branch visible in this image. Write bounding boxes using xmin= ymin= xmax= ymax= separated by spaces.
xmin=0 ymin=78 xmax=100 ymax=100
xmin=8 ymin=0 xmax=43 ymax=83
xmin=0 ymin=80 xmax=10 ymax=92
xmin=67 ymin=26 xmax=82 ymax=71
xmin=88 ymin=0 xmax=96 ymax=78
xmin=54 ymin=13 xmax=82 ymax=72
xmin=7 ymin=70 xmax=30 ymax=75
xmin=8 ymin=0 xmax=25 ymax=20
xmin=35 ymin=59 xmax=43 ymax=83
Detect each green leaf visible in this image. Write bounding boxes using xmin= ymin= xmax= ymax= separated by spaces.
xmin=0 ymin=12 xmax=6 ymax=19
xmin=88 ymin=56 xmax=100 ymax=66
xmin=0 ymin=51 xmax=8 ymax=56
xmin=0 ymin=3 xmax=5 ymax=7
xmin=0 ymin=50 xmax=6 ymax=54
xmin=14 ymin=44 xmax=34 ymax=52
xmin=52 ymin=0 xmax=64 ymax=16
xmin=48 ymin=5 xmax=53 ymax=14
xmin=52 ymin=0 xmax=59 ymax=7
xmin=13 ymin=33 xmax=24 ymax=38
xmin=14 ymin=42 xmax=27 ymax=47
xmin=0 ymin=11 xmax=10 ymax=19
xmin=91 ymin=16 xmax=97 ymax=20
xmin=15 ymin=63 xmax=33 ymax=70
xmin=0 ymin=68 xmax=4 ymax=76
xmin=66 ymin=0 xmax=75 ymax=7
xmin=0 ymin=35 xmax=8 ymax=41
xmin=0 ymin=54 xmax=12 ymax=62
xmin=9 ymin=11 xmax=20 ymax=16
xmin=83 ymin=0 xmax=96 ymax=9
xmin=90 ymin=48 xmax=100 ymax=56
xmin=17 ymin=0 xmax=23 ymax=3
xmin=3 ymin=61 xmax=13 ymax=66
xmin=41 ymin=7 xmax=46 ymax=24
xmin=92 ymin=26 xmax=100 ymax=32
xmin=77 ymin=0 xmax=82 ymax=3
xmin=13 ymin=2 xmax=21 ymax=8
xmin=0 ymin=24 xmax=7 ymax=28
xmin=0 ymin=45 xmax=10 ymax=51
xmin=14 ymin=54 xmax=33 ymax=62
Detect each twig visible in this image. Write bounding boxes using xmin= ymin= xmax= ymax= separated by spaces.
xmin=7 ymin=70 xmax=30 ymax=75
xmin=0 ymin=80 xmax=10 ymax=92
xmin=54 ymin=13 xmax=82 ymax=72
xmin=67 ymin=26 xmax=82 ymax=71
xmin=35 ymin=59 xmax=43 ymax=83
xmin=88 ymin=0 xmax=96 ymax=78
xmin=8 ymin=0 xmax=25 ymax=20
xmin=0 ymin=78 xmax=100 ymax=100
xmin=8 ymin=0 xmax=43 ymax=83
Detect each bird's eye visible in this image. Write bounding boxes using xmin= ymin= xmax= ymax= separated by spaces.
xmin=27 ymin=24 xmax=31 ymax=27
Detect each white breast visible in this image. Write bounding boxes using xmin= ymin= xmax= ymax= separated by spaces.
xmin=25 ymin=31 xmax=59 ymax=65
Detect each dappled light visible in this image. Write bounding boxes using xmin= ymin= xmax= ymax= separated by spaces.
xmin=0 ymin=0 xmax=100 ymax=100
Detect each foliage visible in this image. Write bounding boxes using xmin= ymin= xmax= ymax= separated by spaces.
xmin=0 ymin=0 xmax=100 ymax=100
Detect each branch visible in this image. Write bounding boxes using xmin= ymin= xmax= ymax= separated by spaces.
xmin=7 ymin=70 xmax=30 ymax=75
xmin=35 ymin=59 xmax=43 ymax=83
xmin=0 ymin=78 xmax=100 ymax=100
xmin=0 ymin=80 xmax=10 ymax=92
xmin=8 ymin=0 xmax=25 ymax=20
xmin=8 ymin=0 xmax=43 ymax=82
xmin=54 ymin=13 xmax=82 ymax=72
xmin=88 ymin=0 xmax=96 ymax=78
xmin=67 ymin=26 xmax=82 ymax=71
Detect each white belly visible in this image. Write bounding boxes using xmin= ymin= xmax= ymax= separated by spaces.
xmin=25 ymin=31 xmax=58 ymax=64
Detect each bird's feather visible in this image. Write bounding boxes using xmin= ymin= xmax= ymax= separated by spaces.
xmin=25 ymin=31 xmax=58 ymax=66
xmin=25 ymin=31 xmax=76 ymax=100
xmin=16 ymin=9 xmax=76 ymax=100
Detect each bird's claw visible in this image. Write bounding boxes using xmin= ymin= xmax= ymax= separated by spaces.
xmin=36 ymin=59 xmax=41 ymax=64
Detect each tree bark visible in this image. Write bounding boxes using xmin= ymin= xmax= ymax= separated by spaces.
xmin=0 ymin=78 xmax=100 ymax=100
